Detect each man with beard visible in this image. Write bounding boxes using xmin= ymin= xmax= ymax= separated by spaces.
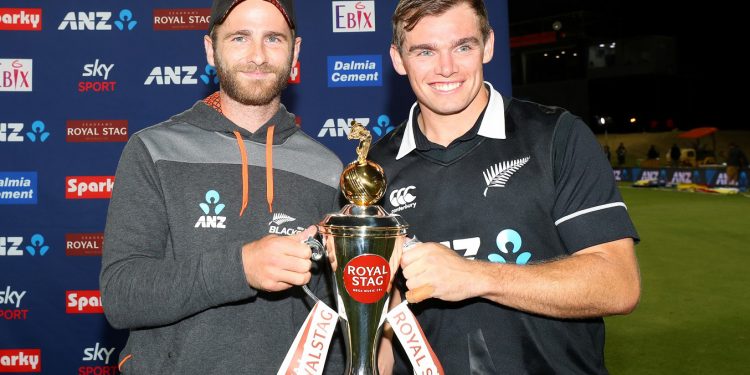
xmin=100 ymin=1 xmax=344 ymax=373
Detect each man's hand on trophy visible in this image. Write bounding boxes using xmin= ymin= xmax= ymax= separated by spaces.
xmin=241 ymin=226 xmax=318 ymax=292
xmin=401 ymin=242 xmax=477 ymax=303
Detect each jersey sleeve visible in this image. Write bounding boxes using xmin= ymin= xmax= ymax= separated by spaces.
xmin=551 ymin=113 xmax=639 ymax=253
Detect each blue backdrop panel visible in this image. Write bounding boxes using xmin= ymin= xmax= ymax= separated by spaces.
xmin=1 ymin=0 xmax=510 ymax=372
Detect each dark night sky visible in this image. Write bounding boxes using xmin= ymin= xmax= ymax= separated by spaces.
xmin=506 ymin=1 xmax=740 ymax=130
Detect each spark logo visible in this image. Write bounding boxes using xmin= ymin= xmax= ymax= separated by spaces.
xmin=332 ymin=1 xmax=375 ymax=33
xmin=195 ymin=190 xmax=227 ymax=229
xmin=67 ymin=120 xmax=128 ymax=142
xmin=288 ymin=61 xmax=300 ymax=84
xmin=58 ymin=9 xmax=137 ymax=31
xmin=327 ymin=55 xmax=382 ymax=87
xmin=66 ymin=290 xmax=103 ymax=314
xmin=0 ymin=286 xmax=28 ymax=321
xmin=79 ymin=59 xmax=116 ymax=92
xmin=65 ymin=176 xmax=115 ymax=199
xmin=80 ymin=342 xmax=117 ymax=375
xmin=0 ymin=349 xmax=40 ymax=372
xmin=144 ymin=65 xmax=199 ymax=85
xmin=0 ymin=8 xmax=42 ymax=31
xmin=0 ymin=59 xmax=32 ymax=92
xmin=153 ymin=8 xmax=210 ymax=31
xmin=66 ymin=233 xmax=103 ymax=256
xmin=0 ymin=171 xmax=37 ymax=205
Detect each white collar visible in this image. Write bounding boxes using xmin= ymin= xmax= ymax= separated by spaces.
xmin=396 ymin=81 xmax=506 ymax=160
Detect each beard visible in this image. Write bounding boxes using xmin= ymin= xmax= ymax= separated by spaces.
xmin=214 ymin=52 xmax=292 ymax=106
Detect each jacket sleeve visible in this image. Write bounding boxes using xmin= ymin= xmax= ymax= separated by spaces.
xmin=100 ymin=135 xmax=255 ymax=330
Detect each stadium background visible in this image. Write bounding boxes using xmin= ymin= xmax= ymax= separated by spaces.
xmin=0 ymin=0 xmax=512 ymax=373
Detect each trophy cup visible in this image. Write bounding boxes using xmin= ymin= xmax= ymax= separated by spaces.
xmin=310 ymin=121 xmax=407 ymax=375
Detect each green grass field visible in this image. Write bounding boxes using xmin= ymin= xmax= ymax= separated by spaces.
xmin=605 ymin=186 xmax=750 ymax=374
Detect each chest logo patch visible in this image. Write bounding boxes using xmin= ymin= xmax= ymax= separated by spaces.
xmin=195 ymin=190 xmax=227 ymax=229
xmin=269 ymin=212 xmax=304 ymax=235
xmin=389 ymin=185 xmax=416 ymax=213
xmin=482 ymin=156 xmax=530 ymax=196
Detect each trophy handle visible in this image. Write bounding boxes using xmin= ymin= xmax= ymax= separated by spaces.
xmin=302 ymin=236 xmax=327 ymax=303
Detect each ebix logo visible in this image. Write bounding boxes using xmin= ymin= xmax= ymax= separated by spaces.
xmin=332 ymin=1 xmax=375 ymax=33
xmin=0 ymin=59 xmax=32 ymax=92
xmin=327 ymin=55 xmax=381 ymax=87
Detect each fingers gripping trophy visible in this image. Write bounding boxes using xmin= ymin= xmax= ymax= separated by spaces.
xmin=278 ymin=122 xmax=442 ymax=375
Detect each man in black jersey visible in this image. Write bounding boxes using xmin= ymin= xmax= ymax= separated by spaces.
xmin=371 ymin=1 xmax=641 ymax=373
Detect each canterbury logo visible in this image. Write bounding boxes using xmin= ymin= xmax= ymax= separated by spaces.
xmin=389 ymin=186 xmax=416 ymax=207
xmin=482 ymin=156 xmax=530 ymax=196
xmin=269 ymin=213 xmax=296 ymax=225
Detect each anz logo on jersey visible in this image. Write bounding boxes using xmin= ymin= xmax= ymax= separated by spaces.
xmin=442 ymin=229 xmax=532 ymax=265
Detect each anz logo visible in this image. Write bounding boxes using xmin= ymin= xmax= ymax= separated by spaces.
xmin=195 ymin=190 xmax=227 ymax=229
xmin=317 ymin=115 xmax=392 ymax=138
xmin=145 ymin=64 xmax=218 ymax=86
xmin=0 ymin=234 xmax=49 ymax=256
xmin=0 ymin=121 xmax=49 ymax=143
xmin=58 ymin=9 xmax=137 ymax=31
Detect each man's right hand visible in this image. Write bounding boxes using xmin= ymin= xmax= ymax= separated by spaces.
xmin=241 ymin=227 xmax=317 ymax=292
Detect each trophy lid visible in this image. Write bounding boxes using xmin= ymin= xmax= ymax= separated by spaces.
xmin=320 ymin=204 xmax=407 ymax=233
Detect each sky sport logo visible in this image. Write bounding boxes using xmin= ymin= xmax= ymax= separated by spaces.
xmin=79 ymin=59 xmax=116 ymax=93
xmin=332 ymin=1 xmax=375 ymax=32
xmin=0 ymin=286 xmax=28 ymax=321
xmin=327 ymin=55 xmax=381 ymax=88
xmin=0 ymin=8 xmax=42 ymax=31
xmin=0 ymin=59 xmax=32 ymax=92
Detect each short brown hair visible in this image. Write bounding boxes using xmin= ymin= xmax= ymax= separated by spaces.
xmin=392 ymin=0 xmax=492 ymax=51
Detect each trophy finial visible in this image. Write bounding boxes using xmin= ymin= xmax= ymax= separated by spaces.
xmin=340 ymin=121 xmax=386 ymax=206
xmin=348 ymin=121 xmax=372 ymax=166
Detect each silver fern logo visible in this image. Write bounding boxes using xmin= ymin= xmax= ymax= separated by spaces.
xmin=482 ymin=156 xmax=531 ymax=196
xmin=269 ymin=213 xmax=296 ymax=225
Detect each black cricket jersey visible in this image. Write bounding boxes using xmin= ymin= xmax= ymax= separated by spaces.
xmin=369 ymin=83 xmax=639 ymax=374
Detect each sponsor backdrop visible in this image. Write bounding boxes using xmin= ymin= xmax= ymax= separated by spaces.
xmin=0 ymin=0 xmax=511 ymax=372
